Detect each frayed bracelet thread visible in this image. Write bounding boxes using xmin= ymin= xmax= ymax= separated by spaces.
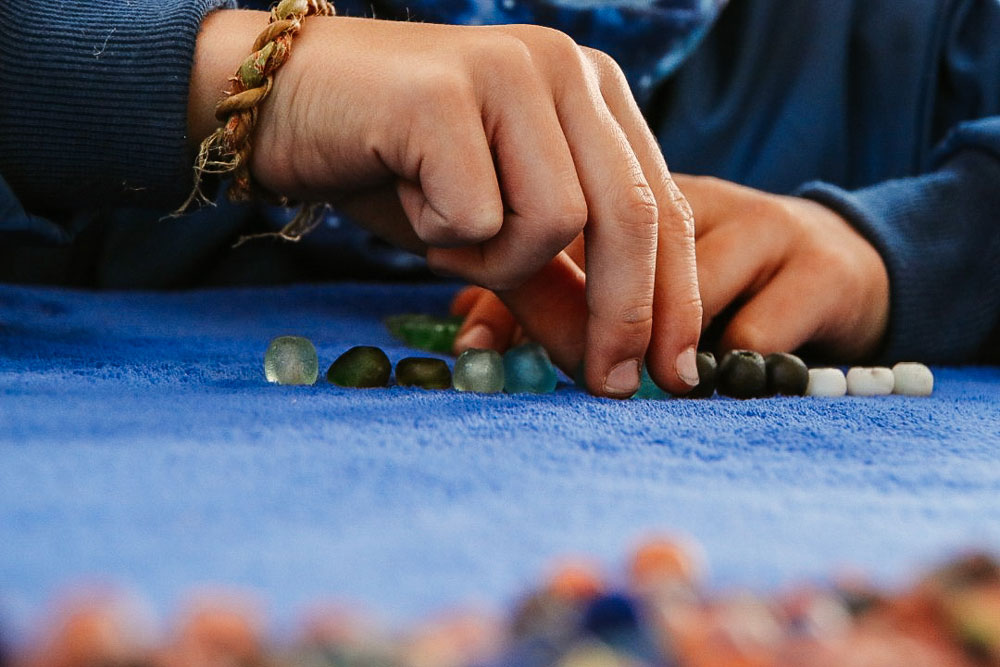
xmin=173 ymin=0 xmax=335 ymax=246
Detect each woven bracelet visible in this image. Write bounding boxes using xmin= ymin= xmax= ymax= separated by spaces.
xmin=176 ymin=0 xmax=335 ymax=243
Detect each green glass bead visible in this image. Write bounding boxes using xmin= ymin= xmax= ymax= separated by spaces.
xmin=631 ymin=366 xmax=669 ymax=400
xmin=717 ymin=349 xmax=767 ymax=399
xmin=385 ymin=314 xmax=463 ymax=354
xmin=264 ymin=335 xmax=318 ymax=385
xmin=765 ymin=352 xmax=809 ymax=396
xmin=503 ymin=343 xmax=558 ymax=394
xmin=395 ymin=357 xmax=452 ymax=389
xmin=327 ymin=346 xmax=391 ymax=388
xmin=453 ymin=349 xmax=505 ymax=393
xmin=686 ymin=351 xmax=718 ymax=399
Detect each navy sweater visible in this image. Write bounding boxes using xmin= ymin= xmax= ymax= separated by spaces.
xmin=0 ymin=0 xmax=997 ymax=363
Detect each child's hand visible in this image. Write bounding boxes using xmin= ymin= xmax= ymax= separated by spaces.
xmin=675 ymin=175 xmax=888 ymax=361
xmin=189 ymin=11 xmax=703 ymax=398
xmin=452 ymin=175 xmax=890 ymax=382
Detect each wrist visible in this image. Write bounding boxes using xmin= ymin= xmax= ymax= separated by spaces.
xmin=187 ymin=9 xmax=270 ymax=152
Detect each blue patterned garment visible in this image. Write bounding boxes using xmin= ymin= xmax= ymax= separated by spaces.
xmin=247 ymin=0 xmax=725 ymax=104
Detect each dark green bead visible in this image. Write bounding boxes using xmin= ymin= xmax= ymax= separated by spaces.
xmin=384 ymin=314 xmax=463 ymax=354
xmin=765 ymin=352 xmax=809 ymax=396
xmin=717 ymin=349 xmax=767 ymax=399
xmin=326 ymin=346 xmax=391 ymax=388
xmin=686 ymin=351 xmax=718 ymax=399
xmin=395 ymin=357 xmax=452 ymax=389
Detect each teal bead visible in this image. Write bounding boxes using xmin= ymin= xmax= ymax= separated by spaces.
xmin=503 ymin=343 xmax=558 ymax=394
xmin=453 ymin=349 xmax=505 ymax=393
xmin=327 ymin=346 xmax=391 ymax=388
xmin=395 ymin=357 xmax=452 ymax=389
xmin=385 ymin=313 xmax=463 ymax=354
xmin=264 ymin=336 xmax=318 ymax=385
xmin=631 ymin=366 xmax=669 ymax=400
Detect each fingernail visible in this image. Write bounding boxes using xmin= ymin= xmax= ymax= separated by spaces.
xmin=454 ymin=323 xmax=495 ymax=352
xmin=675 ymin=346 xmax=700 ymax=387
xmin=604 ymin=358 xmax=641 ymax=396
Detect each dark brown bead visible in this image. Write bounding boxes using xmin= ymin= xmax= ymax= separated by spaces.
xmin=395 ymin=357 xmax=452 ymax=389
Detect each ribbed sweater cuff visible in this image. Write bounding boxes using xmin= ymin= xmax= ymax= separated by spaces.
xmin=0 ymin=0 xmax=235 ymax=214
xmin=795 ymin=150 xmax=1000 ymax=364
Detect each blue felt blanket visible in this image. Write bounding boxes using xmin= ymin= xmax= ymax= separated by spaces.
xmin=1 ymin=282 xmax=999 ymax=641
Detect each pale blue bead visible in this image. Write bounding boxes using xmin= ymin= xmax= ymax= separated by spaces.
xmin=503 ymin=343 xmax=558 ymax=394
xmin=264 ymin=336 xmax=318 ymax=385
xmin=453 ymin=349 xmax=505 ymax=393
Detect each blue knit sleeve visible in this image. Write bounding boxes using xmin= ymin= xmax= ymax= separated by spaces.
xmin=0 ymin=0 xmax=235 ymax=228
xmin=796 ymin=118 xmax=1000 ymax=364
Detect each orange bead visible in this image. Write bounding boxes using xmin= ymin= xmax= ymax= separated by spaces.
xmin=545 ymin=561 xmax=605 ymax=602
xmin=630 ymin=538 xmax=696 ymax=587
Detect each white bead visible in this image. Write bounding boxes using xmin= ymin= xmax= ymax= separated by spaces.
xmin=806 ymin=368 xmax=847 ymax=397
xmin=846 ymin=367 xmax=895 ymax=396
xmin=892 ymin=362 xmax=934 ymax=396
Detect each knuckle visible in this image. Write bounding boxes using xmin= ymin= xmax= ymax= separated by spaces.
xmin=527 ymin=24 xmax=580 ymax=58
xmin=664 ymin=181 xmax=696 ymax=236
xmin=477 ymin=33 xmax=535 ymax=76
xmin=619 ymin=299 xmax=655 ymax=327
xmin=479 ymin=269 xmax=527 ymax=293
xmin=542 ymin=197 xmax=589 ymax=239
xmin=581 ymin=46 xmax=627 ymax=86
xmin=426 ymin=217 xmax=500 ymax=247
xmin=413 ymin=68 xmax=474 ymax=109
xmin=615 ymin=185 xmax=659 ymax=238
xmin=511 ymin=24 xmax=587 ymax=75
xmin=591 ymin=295 xmax=654 ymax=332
xmin=416 ymin=210 xmax=498 ymax=247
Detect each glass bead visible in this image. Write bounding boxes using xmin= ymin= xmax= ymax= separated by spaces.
xmin=264 ymin=335 xmax=318 ymax=385
xmin=385 ymin=314 xmax=463 ymax=354
xmin=764 ymin=352 xmax=809 ymax=396
xmin=631 ymin=366 xmax=669 ymax=400
xmin=717 ymin=350 xmax=767 ymax=399
xmin=327 ymin=346 xmax=391 ymax=388
xmin=453 ymin=349 xmax=505 ymax=393
xmin=503 ymin=343 xmax=558 ymax=394
xmin=395 ymin=357 xmax=452 ymax=389
xmin=687 ymin=351 xmax=718 ymax=399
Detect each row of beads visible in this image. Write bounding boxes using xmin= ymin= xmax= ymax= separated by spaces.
xmin=629 ymin=351 xmax=933 ymax=399
xmin=265 ymin=336 xmax=932 ymax=398
xmin=809 ymin=362 xmax=934 ymax=397
xmin=264 ymin=336 xmax=560 ymax=394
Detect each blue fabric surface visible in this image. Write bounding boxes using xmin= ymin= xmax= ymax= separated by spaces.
xmin=2 ymin=282 xmax=999 ymax=641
